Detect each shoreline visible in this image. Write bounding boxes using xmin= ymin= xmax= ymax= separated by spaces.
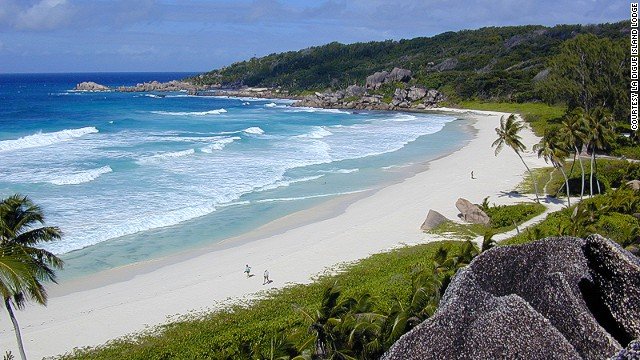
xmin=0 ymin=108 xmax=546 ymax=358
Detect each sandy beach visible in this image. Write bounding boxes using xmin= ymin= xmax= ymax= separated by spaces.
xmin=0 ymin=109 xmax=548 ymax=358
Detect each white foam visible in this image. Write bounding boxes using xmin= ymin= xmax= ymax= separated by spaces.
xmin=200 ymin=137 xmax=240 ymax=153
xmin=389 ymin=114 xmax=419 ymax=122
xmin=256 ymin=189 xmax=369 ymax=203
xmin=137 ymin=149 xmax=195 ymax=164
xmin=0 ymin=127 xmax=99 ymax=152
xmin=150 ymin=109 xmax=227 ymax=116
xmin=296 ymin=126 xmax=333 ymax=139
xmin=264 ymin=102 xmax=278 ymax=108
xmin=255 ymin=175 xmax=325 ymax=192
xmin=242 ymin=102 xmax=250 ymax=105
xmin=321 ymin=168 xmax=360 ymax=174
xmin=50 ymin=166 xmax=113 ymax=185
xmin=52 ymin=202 xmax=219 ymax=254
xmin=288 ymin=107 xmax=351 ymax=114
xmin=243 ymin=127 xmax=265 ymax=135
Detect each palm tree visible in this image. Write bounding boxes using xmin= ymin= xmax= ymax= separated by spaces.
xmin=534 ymin=132 xmax=571 ymax=207
xmin=560 ymin=109 xmax=588 ymax=200
xmin=0 ymin=194 xmax=63 ymax=360
xmin=584 ymin=107 xmax=614 ymax=196
xmin=492 ymin=114 xmax=540 ymax=203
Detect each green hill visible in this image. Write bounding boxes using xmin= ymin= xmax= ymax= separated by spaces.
xmin=190 ymin=21 xmax=629 ymax=102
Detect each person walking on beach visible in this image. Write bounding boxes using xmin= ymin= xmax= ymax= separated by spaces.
xmin=263 ymin=269 xmax=270 ymax=285
xmin=244 ymin=264 xmax=251 ymax=278
xmin=471 ymin=171 xmax=475 ymax=179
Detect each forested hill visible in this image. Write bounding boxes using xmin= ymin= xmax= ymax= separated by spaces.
xmin=190 ymin=21 xmax=629 ymax=102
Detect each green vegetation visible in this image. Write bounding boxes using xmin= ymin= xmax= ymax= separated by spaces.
xmin=525 ymin=159 xmax=640 ymax=198
xmin=503 ymin=186 xmax=640 ymax=255
xmin=455 ymin=101 xmax=566 ymax=136
xmin=0 ymin=195 xmax=64 ymax=360
xmin=492 ymin=114 xmax=541 ymax=202
xmin=430 ymin=202 xmax=546 ymax=239
xmin=190 ymin=22 xmax=628 ymax=104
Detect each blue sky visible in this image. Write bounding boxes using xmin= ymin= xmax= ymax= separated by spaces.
xmin=0 ymin=0 xmax=628 ymax=73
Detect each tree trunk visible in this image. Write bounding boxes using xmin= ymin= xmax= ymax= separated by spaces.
xmin=5 ymin=298 xmax=27 ymax=360
xmin=595 ymin=155 xmax=601 ymax=194
xmin=590 ymin=149 xmax=595 ymax=197
xmin=575 ymin=146 xmax=585 ymax=200
xmin=559 ymin=166 xmax=571 ymax=207
xmin=517 ymin=152 xmax=540 ymax=203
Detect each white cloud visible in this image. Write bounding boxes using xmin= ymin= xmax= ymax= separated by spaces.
xmin=15 ymin=0 xmax=74 ymax=30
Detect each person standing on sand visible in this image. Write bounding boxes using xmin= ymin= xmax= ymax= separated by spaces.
xmin=263 ymin=269 xmax=270 ymax=285
xmin=244 ymin=264 xmax=251 ymax=278
xmin=471 ymin=171 xmax=475 ymax=179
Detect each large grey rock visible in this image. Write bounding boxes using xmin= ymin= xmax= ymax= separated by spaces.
xmin=407 ymin=86 xmax=427 ymax=101
xmin=345 ymin=85 xmax=366 ymax=97
xmin=383 ymin=236 xmax=640 ymax=360
xmin=365 ymin=71 xmax=389 ymax=90
xmin=611 ymin=340 xmax=640 ymax=359
xmin=627 ymin=180 xmax=640 ymax=191
xmin=455 ymin=198 xmax=490 ymax=225
xmin=388 ymin=67 xmax=412 ymax=82
xmin=75 ymin=81 xmax=110 ymax=91
xmin=433 ymin=58 xmax=459 ymax=71
xmin=421 ymin=210 xmax=449 ymax=231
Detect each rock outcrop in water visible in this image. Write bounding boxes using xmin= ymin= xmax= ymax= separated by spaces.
xmin=383 ymin=235 xmax=640 ymax=360
xmin=116 ymin=80 xmax=204 ymax=93
xmin=74 ymin=82 xmax=110 ymax=91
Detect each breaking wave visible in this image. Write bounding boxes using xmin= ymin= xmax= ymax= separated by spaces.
xmin=0 ymin=127 xmax=99 ymax=152
xmin=50 ymin=166 xmax=113 ymax=185
xmin=150 ymin=109 xmax=227 ymax=116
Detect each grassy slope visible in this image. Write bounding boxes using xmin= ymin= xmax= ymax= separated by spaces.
xmin=455 ymin=100 xmax=566 ymax=136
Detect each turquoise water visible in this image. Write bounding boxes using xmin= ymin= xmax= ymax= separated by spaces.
xmin=0 ymin=73 xmax=472 ymax=279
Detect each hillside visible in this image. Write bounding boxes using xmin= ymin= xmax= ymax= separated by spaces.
xmin=190 ymin=21 xmax=629 ymax=102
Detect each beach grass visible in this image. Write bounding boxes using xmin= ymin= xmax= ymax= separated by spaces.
xmin=454 ymin=101 xmax=566 ymax=136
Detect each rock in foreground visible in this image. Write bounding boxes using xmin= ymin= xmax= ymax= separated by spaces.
xmin=383 ymin=235 xmax=640 ymax=360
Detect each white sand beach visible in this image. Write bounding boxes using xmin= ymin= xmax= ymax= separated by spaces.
xmin=0 ymin=109 xmax=549 ymax=358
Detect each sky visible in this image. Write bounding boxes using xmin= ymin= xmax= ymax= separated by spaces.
xmin=0 ymin=0 xmax=629 ymax=73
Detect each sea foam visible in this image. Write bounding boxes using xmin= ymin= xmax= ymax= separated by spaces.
xmin=137 ymin=149 xmax=196 ymax=164
xmin=50 ymin=166 xmax=113 ymax=185
xmin=150 ymin=109 xmax=227 ymax=116
xmin=0 ymin=127 xmax=99 ymax=152
xmin=200 ymin=137 xmax=240 ymax=153
xmin=243 ymin=127 xmax=265 ymax=135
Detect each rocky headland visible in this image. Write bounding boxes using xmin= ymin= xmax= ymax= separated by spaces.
xmin=383 ymin=235 xmax=640 ymax=360
xmin=293 ymin=67 xmax=446 ymax=111
xmin=75 ymin=67 xmax=447 ymax=112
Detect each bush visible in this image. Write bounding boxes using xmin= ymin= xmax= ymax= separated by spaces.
xmin=595 ymin=213 xmax=640 ymax=244
xmin=486 ymin=203 xmax=546 ymax=230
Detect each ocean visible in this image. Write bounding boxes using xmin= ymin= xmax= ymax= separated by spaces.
xmin=0 ymin=73 xmax=472 ymax=279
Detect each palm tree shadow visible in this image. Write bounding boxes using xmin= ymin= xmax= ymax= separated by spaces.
xmin=497 ymin=190 xmax=524 ymax=198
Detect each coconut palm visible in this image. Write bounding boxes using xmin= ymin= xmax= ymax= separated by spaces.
xmin=534 ymin=132 xmax=571 ymax=207
xmin=560 ymin=109 xmax=588 ymax=200
xmin=492 ymin=114 xmax=540 ymax=203
xmin=584 ymin=107 xmax=614 ymax=196
xmin=0 ymin=194 xmax=63 ymax=360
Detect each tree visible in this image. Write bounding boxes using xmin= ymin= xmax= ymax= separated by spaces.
xmin=0 ymin=195 xmax=63 ymax=360
xmin=560 ymin=109 xmax=588 ymax=200
xmin=584 ymin=108 xmax=614 ymax=196
xmin=539 ymin=34 xmax=629 ymax=121
xmin=534 ymin=131 xmax=571 ymax=206
xmin=492 ymin=114 xmax=540 ymax=203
